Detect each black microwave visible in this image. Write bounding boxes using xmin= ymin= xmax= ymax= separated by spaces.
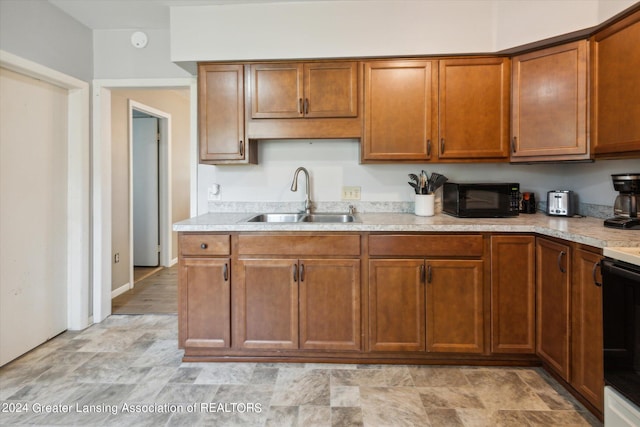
xmin=443 ymin=182 xmax=520 ymax=218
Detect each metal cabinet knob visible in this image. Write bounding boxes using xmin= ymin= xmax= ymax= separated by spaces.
xmin=200 ymin=243 xmax=208 ymax=249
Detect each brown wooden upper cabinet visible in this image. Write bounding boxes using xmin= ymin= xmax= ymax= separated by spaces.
xmin=591 ymin=9 xmax=640 ymax=158
xmin=250 ymin=61 xmax=358 ymax=119
xmin=438 ymin=57 xmax=510 ymax=161
xmin=511 ymin=41 xmax=590 ymax=162
xmin=362 ymin=58 xmax=509 ymax=162
xmin=362 ymin=60 xmax=438 ymax=161
xmin=198 ymin=63 xmax=251 ymax=164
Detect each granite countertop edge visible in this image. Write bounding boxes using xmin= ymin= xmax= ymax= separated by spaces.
xmin=173 ymin=212 xmax=640 ymax=249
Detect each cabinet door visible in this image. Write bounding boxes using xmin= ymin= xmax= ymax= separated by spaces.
xmin=536 ymin=238 xmax=571 ymax=380
xmin=304 ymin=62 xmax=358 ymax=118
xmin=591 ymin=11 xmax=640 ymax=157
xmin=234 ymin=259 xmax=299 ymax=349
xmin=571 ymin=247 xmax=604 ymax=413
xmin=299 ymin=259 xmax=361 ymax=350
xmin=490 ymin=235 xmax=535 ymax=354
xmin=438 ymin=58 xmax=510 ymax=160
xmin=369 ymin=259 xmax=425 ymax=351
xmin=251 ymin=63 xmax=303 ymax=118
xmin=198 ymin=64 xmax=246 ymax=162
xmin=179 ymin=257 xmax=231 ymax=349
xmin=363 ymin=60 xmax=437 ymax=161
xmin=426 ymin=260 xmax=484 ymax=353
xmin=511 ymin=41 xmax=589 ymax=161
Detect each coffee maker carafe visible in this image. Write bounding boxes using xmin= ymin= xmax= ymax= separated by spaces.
xmin=614 ymin=194 xmax=638 ymax=217
xmin=604 ymin=173 xmax=640 ymax=229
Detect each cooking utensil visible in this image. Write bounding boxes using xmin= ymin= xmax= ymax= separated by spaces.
xmin=408 ymin=171 xmax=448 ymax=195
xmin=432 ymin=174 xmax=448 ymax=192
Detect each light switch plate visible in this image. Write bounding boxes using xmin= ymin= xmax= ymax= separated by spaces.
xmin=342 ymin=186 xmax=361 ymax=200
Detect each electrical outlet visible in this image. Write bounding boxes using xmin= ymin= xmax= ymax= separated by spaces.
xmin=341 ymin=186 xmax=361 ymax=200
xmin=114 ymin=253 xmax=120 ymax=264
xmin=208 ymin=184 xmax=221 ymax=201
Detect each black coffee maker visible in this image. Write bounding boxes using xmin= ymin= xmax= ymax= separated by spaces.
xmin=604 ymin=173 xmax=640 ymax=229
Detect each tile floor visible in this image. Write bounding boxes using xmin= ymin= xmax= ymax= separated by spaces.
xmin=0 ymin=315 xmax=602 ymax=426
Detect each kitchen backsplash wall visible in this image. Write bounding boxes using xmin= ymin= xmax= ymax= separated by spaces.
xmin=199 ymin=139 xmax=638 ymax=219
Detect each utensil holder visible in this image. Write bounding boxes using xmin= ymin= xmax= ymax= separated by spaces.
xmin=415 ymin=194 xmax=435 ymax=216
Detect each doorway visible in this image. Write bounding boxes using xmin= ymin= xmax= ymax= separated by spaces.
xmin=132 ymin=111 xmax=160 ymax=270
xmin=92 ymin=78 xmax=197 ymax=322
xmin=127 ymin=100 xmax=171 ymax=294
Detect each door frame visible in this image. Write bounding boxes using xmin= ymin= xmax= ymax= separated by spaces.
xmin=0 ymin=50 xmax=91 ymax=330
xmin=128 ymin=100 xmax=171 ymax=289
xmin=92 ymin=78 xmax=197 ymax=323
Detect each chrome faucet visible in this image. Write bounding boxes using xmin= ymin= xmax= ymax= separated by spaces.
xmin=291 ymin=167 xmax=312 ymax=214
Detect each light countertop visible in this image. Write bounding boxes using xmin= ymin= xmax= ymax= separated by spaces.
xmin=174 ymin=212 xmax=640 ymax=249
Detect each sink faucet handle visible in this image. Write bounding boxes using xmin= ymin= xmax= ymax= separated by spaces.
xmin=348 ymin=204 xmax=356 ymax=215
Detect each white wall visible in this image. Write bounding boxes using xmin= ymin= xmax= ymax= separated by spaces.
xmin=0 ymin=0 xmax=92 ymax=81
xmin=198 ymin=140 xmax=639 ymax=214
xmin=171 ymin=1 xmax=495 ymax=63
xmin=93 ymin=29 xmax=191 ymax=79
xmin=171 ymin=0 xmax=637 ymax=63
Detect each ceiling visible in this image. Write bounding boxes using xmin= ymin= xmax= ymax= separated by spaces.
xmin=48 ymin=0 xmax=364 ymax=30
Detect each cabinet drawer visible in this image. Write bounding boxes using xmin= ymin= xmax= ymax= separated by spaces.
xmin=238 ymin=234 xmax=360 ymax=256
xmin=369 ymin=234 xmax=483 ymax=257
xmin=180 ymin=234 xmax=230 ymax=256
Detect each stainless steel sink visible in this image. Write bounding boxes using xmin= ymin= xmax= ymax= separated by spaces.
xmin=245 ymin=213 xmax=358 ymax=223
xmin=302 ymin=213 xmax=357 ymax=223
xmin=246 ymin=213 xmax=306 ymax=223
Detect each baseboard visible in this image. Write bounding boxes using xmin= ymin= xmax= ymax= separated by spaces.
xmin=170 ymin=257 xmax=178 ymax=267
xmin=111 ymin=282 xmax=131 ymax=299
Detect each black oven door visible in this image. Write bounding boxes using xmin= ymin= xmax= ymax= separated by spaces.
xmin=602 ymin=258 xmax=640 ymax=407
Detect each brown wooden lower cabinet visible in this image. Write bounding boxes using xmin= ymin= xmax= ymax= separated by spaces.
xmin=369 ymin=259 xmax=426 ymax=352
xmin=234 ymin=257 xmax=361 ymax=351
xmin=234 ymin=259 xmax=299 ymax=349
xmin=178 ymin=257 xmax=231 ymax=349
xmin=491 ymin=235 xmax=536 ymax=354
xmin=571 ymin=246 xmax=604 ymax=413
xmin=427 ymin=260 xmax=484 ymax=353
xmin=368 ymin=258 xmax=484 ymax=353
xmin=536 ymin=237 xmax=572 ymax=380
xmin=299 ymin=259 xmax=361 ymax=351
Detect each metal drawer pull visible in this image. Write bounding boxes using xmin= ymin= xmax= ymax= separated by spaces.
xmin=420 ymin=264 xmax=425 ymax=283
xmin=427 ymin=140 xmax=431 ymax=156
xmin=299 ymin=98 xmax=303 ymax=114
xmin=512 ymin=136 xmax=517 ymax=153
xmin=427 ymin=264 xmax=432 ymax=283
xmin=200 ymin=243 xmax=208 ymax=250
xmin=440 ymin=138 xmax=445 ymax=154
xmin=300 ymin=264 xmax=305 ymax=282
xmin=223 ymin=263 xmax=228 ymax=281
xmin=557 ymin=251 xmax=566 ymax=273
xmin=293 ymin=264 xmax=298 ymax=282
xmin=304 ymin=98 xmax=309 ymax=115
xmin=239 ymin=141 xmax=244 ymax=157
xmin=592 ymin=261 xmax=602 ymax=287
